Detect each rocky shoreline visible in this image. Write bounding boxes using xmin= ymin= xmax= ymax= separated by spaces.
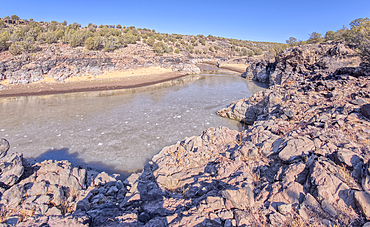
xmin=1 ymin=41 xmax=370 ymax=226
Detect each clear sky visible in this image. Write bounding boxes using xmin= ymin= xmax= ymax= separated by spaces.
xmin=1 ymin=0 xmax=369 ymax=43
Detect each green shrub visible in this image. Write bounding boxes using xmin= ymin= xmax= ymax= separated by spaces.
xmin=345 ymin=18 xmax=370 ymax=64
xmin=26 ymin=37 xmax=34 ymax=44
xmin=37 ymin=32 xmax=57 ymax=44
xmin=209 ymin=46 xmax=214 ymax=52
xmin=85 ymin=36 xmax=104 ymax=50
xmin=174 ymin=48 xmax=180 ymax=54
xmin=4 ymin=16 xmax=10 ymax=20
xmin=9 ymin=41 xmax=36 ymax=55
xmin=146 ymin=37 xmax=155 ymax=46
xmin=104 ymin=35 xmax=121 ymax=52
xmin=10 ymin=28 xmax=26 ymax=42
xmin=307 ymin=32 xmax=324 ymax=44
xmin=66 ymin=30 xmax=93 ymax=47
xmin=88 ymin=23 xmax=97 ymax=32
xmin=124 ymin=33 xmax=137 ymax=44
xmin=0 ymin=32 xmax=10 ymax=51
xmin=153 ymin=41 xmax=167 ymax=55
xmin=286 ymin=37 xmax=297 ymax=46
xmin=54 ymin=28 xmax=65 ymax=40
xmin=11 ymin=15 xmax=20 ymax=20
xmin=200 ymin=40 xmax=206 ymax=45
xmin=0 ymin=20 xmax=5 ymax=29
xmin=116 ymin=24 xmax=122 ymax=29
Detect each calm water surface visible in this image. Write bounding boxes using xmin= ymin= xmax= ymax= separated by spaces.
xmin=0 ymin=71 xmax=266 ymax=176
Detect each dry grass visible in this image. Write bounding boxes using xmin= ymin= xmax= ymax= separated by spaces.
xmin=251 ymin=170 xmax=261 ymax=187
xmin=168 ymin=144 xmax=186 ymax=166
xmin=0 ymin=206 xmax=8 ymax=223
xmin=285 ymin=216 xmax=307 ymax=227
xmin=234 ymin=133 xmax=243 ymax=146
xmin=16 ymin=206 xmax=35 ymax=224
xmin=164 ymin=176 xmax=181 ymax=192
xmin=58 ymin=199 xmax=75 ymax=216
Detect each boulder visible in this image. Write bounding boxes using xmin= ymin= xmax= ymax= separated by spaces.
xmin=354 ymin=191 xmax=370 ymax=219
xmin=222 ymin=186 xmax=254 ymax=210
xmin=361 ymin=104 xmax=370 ymax=119
xmin=278 ymin=137 xmax=314 ymax=163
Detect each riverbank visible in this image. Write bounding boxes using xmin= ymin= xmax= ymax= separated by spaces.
xmin=0 ymin=67 xmax=186 ymax=97
xmin=0 ymin=63 xmax=250 ymax=97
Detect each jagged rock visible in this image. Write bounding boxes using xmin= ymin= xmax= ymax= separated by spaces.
xmin=0 ymin=139 xmax=9 ymax=158
xmin=362 ymin=104 xmax=370 ymax=119
xmin=336 ymin=148 xmax=363 ymax=167
xmin=221 ymin=186 xmax=254 ymax=210
xmin=278 ymin=137 xmax=314 ymax=163
xmin=241 ymin=60 xmax=270 ymax=82
xmin=354 ymin=191 xmax=370 ymax=219
xmin=0 ymin=152 xmax=24 ymax=188
xmin=234 ymin=210 xmax=257 ymax=226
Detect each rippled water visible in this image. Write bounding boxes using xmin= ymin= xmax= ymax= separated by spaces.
xmin=0 ymin=70 xmax=267 ymax=176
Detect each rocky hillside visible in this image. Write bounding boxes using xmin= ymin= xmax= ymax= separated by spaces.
xmin=0 ymin=17 xmax=287 ymax=86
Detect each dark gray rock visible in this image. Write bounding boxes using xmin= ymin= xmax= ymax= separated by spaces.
xmin=0 ymin=138 xmax=9 ymax=159
xmin=361 ymin=104 xmax=370 ymax=119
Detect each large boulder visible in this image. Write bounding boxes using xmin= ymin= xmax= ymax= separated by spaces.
xmin=278 ymin=137 xmax=315 ymax=163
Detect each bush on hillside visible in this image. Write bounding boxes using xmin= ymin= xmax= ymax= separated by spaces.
xmin=307 ymin=32 xmax=324 ymax=44
xmin=11 ymin=15 xmax=20 ymax=20
xmin=286 ymin=37 xmax=298 ymax=46
xmin=0 ymin=32 xmax=10 ymax=51
xmin=37 ymin=32 xmax=57 ymax=44
xmin=0 ymin=20 xmax=5 ymax=29
xmin=9 ymin=41 xmax=36 ymax=55
xmin=85 ymin=36 xmax=104 ymax=50
xmin=146 ymin=37 xmax=155 ymax=46
xmin=124 ymin=33 xmax=136 ymax=44
xmin=10 ymin=28 xmax=26 ymax=42
xmin=345 ymin=18 xmax=370 ymax=64
xmin=174 ymin=48 xmax=180 ymax=54
xmin=103 ymin=35 xmax=121 ymax=52
xmin=153 ymin=41 xmax=167 ymax=55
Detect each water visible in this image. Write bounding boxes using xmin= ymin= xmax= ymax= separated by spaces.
xmin=0 ymin=71 xmax=267 ymax=176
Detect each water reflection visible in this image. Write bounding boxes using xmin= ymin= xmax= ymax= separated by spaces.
xmin=0 ymin=73 xmax=266 ymax=175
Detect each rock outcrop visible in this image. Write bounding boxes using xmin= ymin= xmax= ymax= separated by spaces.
xmin=242 ymin=42 xmax=361 ymax=86
xmin=0 ymin=44 xmax=216 ymax=85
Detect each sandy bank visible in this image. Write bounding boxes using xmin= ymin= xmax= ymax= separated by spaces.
xmin=0 ymin=67 xmax=186 ymax=97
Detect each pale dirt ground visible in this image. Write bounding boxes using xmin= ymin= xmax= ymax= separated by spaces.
xmin=221 ymin=64 xmax=249 ymax=72
xmin=64 ymin=67 xmax=173 ymax=83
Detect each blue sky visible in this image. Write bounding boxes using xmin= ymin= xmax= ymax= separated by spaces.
xmin=1 ymin=0 xmax=369 ymax=43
